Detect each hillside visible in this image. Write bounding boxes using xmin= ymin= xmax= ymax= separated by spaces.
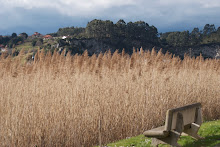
xmin=1 ymin=19 xmax=220 ymax=58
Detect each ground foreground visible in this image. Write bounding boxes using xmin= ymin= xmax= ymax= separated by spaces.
xmin=107 ymin=120 xmax=220 ymax=147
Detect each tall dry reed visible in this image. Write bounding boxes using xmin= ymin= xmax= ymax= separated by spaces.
xmin=0 ymin=48 xmax=219 ymax=146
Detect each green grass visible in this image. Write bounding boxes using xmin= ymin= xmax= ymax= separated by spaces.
xmin=179 ymin=120 xmax=220 ymax=147
xmin=15 ymin=42 xmax=37 ymax=51
xmin=15 ymin=40 xmax=57 ymax=51
xmin=106 ymin=135 xmax=152 ymax=147
xmin=104 ymin=120 xmax=220 ymax=147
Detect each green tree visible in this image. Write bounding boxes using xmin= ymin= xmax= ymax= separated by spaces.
xmin=7 ymin=37 xmax=24 ymax=48
xmin=11 ymin=33 xmax=17 ymax=38
xmin=179 ymin=31 xmax=190 ymax=46
xmin=125 ymin=22 xmax=135 ymax=39
xmin=190 ymin=28 xmax=201 ymax=46
xmin=165 ymin=31 xmax=190 ymax=47
xmin=203 ymin=24 xmax=216 ymax=36
xmin=57 ymin=27 xmax=85 ymax=37
xmin=116 ymin=19 xmax=126 ymax=37
xmin=148 ymin=25 xmax=158 ymax=43
xmin=134 ymin=21 xmax=149 ymax=40
xmin=19 ymin=33 xmax=28 ymax=39
xmin=85 ymin=19 xmax=114 ymax=39
xmin=159 ymin=32 xmax=172 ymax=46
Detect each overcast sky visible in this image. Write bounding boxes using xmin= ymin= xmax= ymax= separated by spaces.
xmin=0 ymin=0 xmax=220 ymax=35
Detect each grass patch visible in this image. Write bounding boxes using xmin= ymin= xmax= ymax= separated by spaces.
xmin=179 ymin=120 xmax=220 ymax=147
xmin=15 ymin=42 xmax=39 ymax=51
xmin=105 ymin=120 xmax=220 ymax=147
xmin=106 ymin=135 xmax=151 ymax=147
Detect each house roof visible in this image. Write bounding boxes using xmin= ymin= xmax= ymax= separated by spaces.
xmin=43 ymin=35 xmax=53 ymax=38
xmin=32 ymin=32 xmax=42 ymax=37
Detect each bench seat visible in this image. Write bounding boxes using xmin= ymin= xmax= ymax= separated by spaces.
xmin=143 ymin=126 xmax=169 ymax=138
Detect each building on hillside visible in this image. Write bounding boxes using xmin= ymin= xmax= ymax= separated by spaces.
xmin=43 ymin=35 xmax=53 ymax=40
xmin=62 ymin=35 xmax=71 ymax=40
xmin=62 ymin=36 xmax=67 ymax=39
xmin=0 ymin=44 xmax=7 ymax=52
xmin=32 ymin=32 xmax=43 ymax=38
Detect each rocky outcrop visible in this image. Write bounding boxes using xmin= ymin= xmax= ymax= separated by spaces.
xmin=68 ymin=38 xmax=158 ymax=55
xmin=68 ymin=38 xmax=220 ymax=59
xmin=170 ymin=44 xmax=220 ymax=59
xmin=70 ymin=38 xmax=113 ymax=55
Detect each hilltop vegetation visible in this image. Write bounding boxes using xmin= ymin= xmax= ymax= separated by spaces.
xmin=0 ymin=48 xmax=219 ymax=146
xmin=1 ymin=19 xmax=220 ymax=58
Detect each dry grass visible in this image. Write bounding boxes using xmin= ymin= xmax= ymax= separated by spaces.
xmin=0 ymin=48 xmax=219 ymax=146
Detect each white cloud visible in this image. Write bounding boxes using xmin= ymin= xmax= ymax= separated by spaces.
xmin=1 ymin=0 xmax=220 ymax=18
xmin=200 ymin=0 xmax=220 ymax=8
xmin=1 ymin=0 xmax=136 ymax=16
xmin=0 ymin=0 xmax=220 ymax=34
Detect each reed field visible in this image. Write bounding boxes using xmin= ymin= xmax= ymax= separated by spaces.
xmin=0 ymin=48 xmax=219 ymax=146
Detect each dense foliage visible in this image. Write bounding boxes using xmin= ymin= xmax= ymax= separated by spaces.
xmin=53 ymin=19 xmax=220 ymax=48
xmin=0 ymin=32 xmax=28 ymax=48
xmin=53 ymin=19 xmax=158 ymax=43
xmin=1 ymin=19 xmax=220 ymax=56
xmin=160 ymin=24 xmax=220 ymax=47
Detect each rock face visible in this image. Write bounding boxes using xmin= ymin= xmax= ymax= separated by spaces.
xmin=69 ymin=38 xmax=158 ymax=55
xmin=170 ymin=44 xmax=220 ymax=59
xmin=197 ymin=44 xmax=220 ymax=59
xmin=70 ymin=38 xmax=113 ymax=55
xmin=68 ymin=38 xmax=220 ymax=59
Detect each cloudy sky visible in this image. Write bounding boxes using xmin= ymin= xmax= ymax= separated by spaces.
xmin=0 ymin=0 xmax=220 ymax=35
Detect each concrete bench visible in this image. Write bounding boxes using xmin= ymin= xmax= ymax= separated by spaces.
xmin=143 ymin=103 xmax=203 ymax=146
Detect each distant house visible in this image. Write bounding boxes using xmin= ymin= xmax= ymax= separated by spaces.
xmin=0 ymin=45 xmax=7 ymax=52
xmin=62 ymin=35 xmax=71 ymax=40
xmin=32 ymin=32 xmax=43 ymax=38
xmin=43 ymin=35 xmax=53 ymax=40
xmin=1 ymin=48 xmax=8 ymax=52
xmin=62 ymin=36 xmax=67 ymax=39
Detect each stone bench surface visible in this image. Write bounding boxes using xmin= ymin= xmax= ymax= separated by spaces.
xmin=143 ymin=126 xmax=169 ymax=138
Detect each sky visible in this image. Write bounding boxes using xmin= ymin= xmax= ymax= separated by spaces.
xmin=0 ymin=0 xmax=220 ymax=35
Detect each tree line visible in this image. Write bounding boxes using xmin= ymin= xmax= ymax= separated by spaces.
xmin=1 ymin=19 xmax=220 ymax=53
xmin=160 ymin=24 xmax=220 ymax=47
xmin=0 ymin=33 xmax=28 ymax=48
xmin=52 ymin=20 xmax=220 ymax=49
xmin=52 ymin=19 xmax=158 ymax=43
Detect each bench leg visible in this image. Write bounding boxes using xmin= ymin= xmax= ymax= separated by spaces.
xmin=151 ymin=112 xmax=183 ymax=146
xmin=184 ymin=123 xmax=203 ymax=139
xmin=161 ymin=130 xmax=181 ymax=147
xmin=151 ymin=138 xmax=166 ymax=146
xmin=151 ymin=130 xmax=181 ymax=147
